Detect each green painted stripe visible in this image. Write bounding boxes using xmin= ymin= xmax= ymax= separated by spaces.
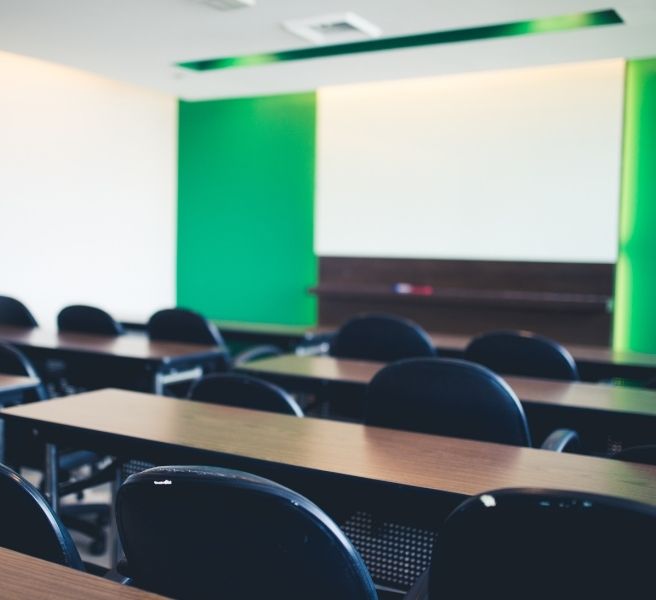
xmin=613 ymin=58 xmax=656 ymax=352
xmin=178 ymin=9 xmax=622 ymax=72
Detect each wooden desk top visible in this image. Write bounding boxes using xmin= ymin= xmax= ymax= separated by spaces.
xmin=505 ymin=376 xmax=656 ymax=418
xmin=242 ymin=354 xmax=380 ymax=383
xmin=427 ymin=332 xmax=656 ymax=370
xmin=214 ymin=319 xmax=314 ymax=337
xmin=0 ymin=546 xmax=166 ymax=599
xmin=4 ymin=389 xmax=656 ymax=505
xmin=116 ymin=317 xmax=656 ymax=372
xmin=0 ymin=374 xmax=40 ymax=395
xmin=0 ymin=326 xmax=223 ymax=362
xmin=240 ymin=355 xmax=656 ymax=419
xmin=307 ymin=327 xmax=656 ymax=370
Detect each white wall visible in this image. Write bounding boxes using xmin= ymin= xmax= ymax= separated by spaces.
xmin=0 ymin=51 xmax=177 ymax=326
xmin=316 ymin=60 xmax=625 ymax=263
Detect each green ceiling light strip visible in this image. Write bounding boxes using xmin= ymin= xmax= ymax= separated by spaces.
xmin=613 ymin=58 xmax=656 ymax=352
xmin=178 ymin=9 xmax=621 ymax=72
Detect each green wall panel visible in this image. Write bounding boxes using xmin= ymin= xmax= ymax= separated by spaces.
xmin=614 ymin=58 xmax=656 ymax=352
xmin=177 ymin=93 xmax=317 ymax=325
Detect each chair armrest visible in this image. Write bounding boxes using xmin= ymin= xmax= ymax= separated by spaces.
xmin=540 ymin=428 xmax=580 ymax=453
xmin=404 ymin=568 xmax=430 ymax=600
xmin=233 ymin=344 xmax=283 ymax=365
xmin=102 ymin=557 xmax=132 ymax=584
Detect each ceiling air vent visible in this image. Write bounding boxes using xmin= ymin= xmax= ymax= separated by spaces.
xmin=198 ymin=0 xmax=255 ymax=11
xmin=283 ymin=12 xmax=382 ymax=45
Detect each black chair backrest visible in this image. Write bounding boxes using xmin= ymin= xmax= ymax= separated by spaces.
xmin=427 ymin=488 xmax=656 ymax=599
xmin=0 ymin=295 xmax=38 ymax=328
xmin=366 ymin=358 xmax=531 ymax=446
xmin=117 ymin=466 xmax=377 ymax=600
xmin=612 ymin=444 xmax=656 ymax=466
xmin=188 ymin=373 xmax=303 ymax=416
xmin=0 ymin=343 xmax=39 ymax=379
xmin=0 ymin=343 xmax=46 ymax=401
xmin=330 ymin=314 xmax=435 ymax=362
xmin=465 ymin=330 xmax=579 ymax=381
xmin=57 ymin=304 xmax=124 ymax=336
xmin=0 ymin=463 xmax=83 ymax=569
xmin=147 ymin=308 xmax=223 ymax=346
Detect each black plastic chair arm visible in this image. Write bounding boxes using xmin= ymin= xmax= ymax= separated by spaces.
xmin=58 ymin=461 xmax=119 ymax=498
xmin=403 ymin=568 xmax=430 ymax=600
xmin=116 ymin=557 xmax=131 ymax=577
xmin=233 ymin=344 xmax=283 ymax=366
xmin=540 ymin=428 xmax=580 ymax=453
xmin=101 ymin=558 xmax=133 ymax=585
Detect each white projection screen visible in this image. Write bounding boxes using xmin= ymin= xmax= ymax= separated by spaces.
xmin=315 ymin=60 xmax=625 ymax=263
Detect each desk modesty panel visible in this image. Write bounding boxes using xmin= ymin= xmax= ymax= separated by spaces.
xmin=3 ymin=389 xmax=656 ymax=505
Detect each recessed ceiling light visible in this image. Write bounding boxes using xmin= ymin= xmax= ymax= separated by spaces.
xmin=283 ymin=12 xmax=382 ymax=45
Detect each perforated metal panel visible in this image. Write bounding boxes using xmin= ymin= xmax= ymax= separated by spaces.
xmin=340 ymin=511 xmax=436 ymax=591
xmin=121 ymin=459 xmax=156 ymax=481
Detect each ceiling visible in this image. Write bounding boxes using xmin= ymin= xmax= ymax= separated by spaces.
xmin=1 ymin=0 xmax=656 ymax=99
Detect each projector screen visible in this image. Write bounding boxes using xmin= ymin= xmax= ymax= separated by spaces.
xmin=315 ymin=60 xmax=624 ymax=263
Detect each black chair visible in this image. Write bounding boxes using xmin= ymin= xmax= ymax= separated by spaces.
xmin=0 ymin=342 xmax=47 ymax=404
xmin=55 ymin=304 xmax=125 ymax=393
xmin=146 ymin=308 xmax=282 ymax=389
xmin=0 ymin=343 xmax=110 ymax=555
xmin=0 ymin=462 xmax=83 ymax=569
xmin=406 ymin=488 xmax=656 ymax=599
xmin=330 ymin=314 xmax=436 ymax=362
xmin=366 ymin=358 xmax=578 ymax=450
xmin=611 ymin=444 xmax=656 ymax=465
xmin=188 ymin=373 xmax=303 ymax=416
xmin=57 ymin=304 xmax=124 ymax=336
xmin=465 ymin=330 xmax=580 ymax=381
xmin=116 ymin=465 xmax=378 ymax=600
xmin=147 ymin=308 xmax=224 ymax=346
xmin=0 ymin=295 xmax=38 ymax=328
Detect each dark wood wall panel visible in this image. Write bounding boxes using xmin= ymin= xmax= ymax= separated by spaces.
xmin=311 ymin=257 xmax=614 ymax=345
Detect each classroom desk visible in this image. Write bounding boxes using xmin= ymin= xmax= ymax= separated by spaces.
xmin=3 ymin=388 xmax=656 ymax=507
xmin=122 ymin=319 xmax=325 ymax=353
xmin=160 ymin=319 xmax=656 ymax=382
xmin=0 ymin=374 xmax=41 ymax=463
xmin=6 ymin=388 xmax=656 ymax=591
xmin=0 ymin=374 xmax=40 ymax=400
xmin=238 ymin=354 xmax=656 ymax=449
xmin=0 ymin=546 xmax=166 ymax=600
xmin=0 ymin=326 xmax=227 ymax=394
xmin=309 ymin=328 xmax=656 ymax=382
xmin=214 ymin=319 xmax=322 ymax=352
xmin=427 ymin=332 xmax=656 ymax=381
